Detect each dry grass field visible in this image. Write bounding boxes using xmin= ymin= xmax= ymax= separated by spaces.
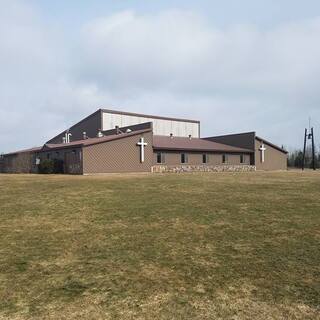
xmin=0 ymin=172 xmax=319 ymax=319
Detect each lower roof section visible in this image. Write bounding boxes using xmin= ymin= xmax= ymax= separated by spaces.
xmin=204 ymin=131 xmax=287 ymax=154
xmin=4 ymin=129 xmax=254 ymax=157
xmin=43 ymin=128 xmax=152 ymax=151
xmin=2 ymin=146 xmax=42 ymax=157
xmin=153 ymin=135 xmax=253 ymax=153
xmin=255 ymin=136 xmax=287 ymax=154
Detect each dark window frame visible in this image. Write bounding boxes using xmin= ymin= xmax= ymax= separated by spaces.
xmin=156 ymin=152 xmax=165 ymax=164
xmin=202 ymin=154 xmax=208 ymax=164
xmin=222 ymin=154 xmax=228 ymax=163
xmin=181 ymin=153 xmax=188 ymax=164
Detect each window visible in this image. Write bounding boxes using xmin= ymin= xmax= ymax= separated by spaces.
xmin=46 ymin=153 xmax=51 ymax=159
xmin=7 ymin=157 xmax=13 ymax=166
xmin=202 ymin=154 xmax=208 ymax=164
xmin=156 ymin=152 xmax=165 ymax=164
xmin=181 ymin=153 xmax=188 ymax=164
xmin=240 ymin=154 xmax=245 ymax=164
xmin=56 ymin=152 xmax=60 ymax=157
xmin=222 ymin=154 xmax=228 ymax=163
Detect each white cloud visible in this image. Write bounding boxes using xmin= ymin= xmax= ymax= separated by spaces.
xmin=0 ymin=3 xmax=320 ymax=153
xmin=79 ymin=12 xmax=320 ymax=96
xmin=77 ymin=10 xmax=320 ymax=149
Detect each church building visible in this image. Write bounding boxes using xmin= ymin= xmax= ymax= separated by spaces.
xmin=0 ymin=109 xmax=287 ymax=174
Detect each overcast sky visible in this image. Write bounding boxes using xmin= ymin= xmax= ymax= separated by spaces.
xmin=1 ymin=0 xmax=320 ymax=153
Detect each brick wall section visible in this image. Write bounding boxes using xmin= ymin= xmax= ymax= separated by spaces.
xmin=255 ymin=139 xmax=287 ymax=170
xmin=82 ymin=131 xmax=153 ymax=174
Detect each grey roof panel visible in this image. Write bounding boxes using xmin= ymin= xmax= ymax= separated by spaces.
xmin=153 ymin=135 xmax=253 ymax=153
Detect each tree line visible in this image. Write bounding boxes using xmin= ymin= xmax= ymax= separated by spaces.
xmin=287 ymin=146 xmax=320 ymax=169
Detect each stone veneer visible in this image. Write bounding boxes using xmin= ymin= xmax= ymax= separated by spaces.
xmin=151 ymin=165 xmax=256 ymax=173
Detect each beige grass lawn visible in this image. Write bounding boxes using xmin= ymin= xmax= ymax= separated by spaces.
xmin=0 ymin=171 xmax=319 ymax=319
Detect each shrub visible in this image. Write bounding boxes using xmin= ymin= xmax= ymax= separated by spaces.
xmin=53 ymin=159 xmax=64 ymax=174
xmin=38 ymin=159 xmax=65 ymax=174
xmin=38 ymin=159 xmax=54 ymax=174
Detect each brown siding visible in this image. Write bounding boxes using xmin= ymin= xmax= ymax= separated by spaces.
xmin=64 ymin=150 xmax=83 ymax=174
xmin=83 ymin=131 xmax=153 ymax=174
xmin=255 ymin=139 xmax=287 ymax=170
xmin=47 ymin=110 xmax=102 ymax=144
xmin=0 ymin=152 xmax=35 ymax=173
xmin=153 ymin=151 xmax=251 ymax=166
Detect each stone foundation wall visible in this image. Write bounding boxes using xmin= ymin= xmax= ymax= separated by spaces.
xmin=151 ymin=164 xmax=256 ymax=173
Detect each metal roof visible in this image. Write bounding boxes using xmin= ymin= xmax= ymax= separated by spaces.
xmin=153 ymin=135 xmax=253 ymax=153
xmin=101 ymin=108 xmax=200 ymax=124
xmin=2 ymin=146 xmax=42 ymax=156
xmin=43 ymin=129 xmax=152 ymax=151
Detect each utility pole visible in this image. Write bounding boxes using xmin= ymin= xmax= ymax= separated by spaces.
xmin=302 ymin=126 xmax=316 ymax=171
xmin=311 ymin=127 xmax=316 ymax=170
xmin=302 ymin=128 xmax=307 ymax=171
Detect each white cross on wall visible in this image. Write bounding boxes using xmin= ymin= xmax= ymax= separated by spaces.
xmin=259 ymin=143 xmax=266 ymax=163
xmin=137 ymin=137 xmax=148 ymax=163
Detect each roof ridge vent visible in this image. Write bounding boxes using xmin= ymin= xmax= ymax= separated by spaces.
xmin=63 ymin=130 xmax=72 ymax=143
xmin=97 ymin=129 xmax=104 ymax=138
xmin=115 ymin=126 xmax=124 ymax=135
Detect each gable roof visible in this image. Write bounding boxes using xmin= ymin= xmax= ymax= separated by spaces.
xmin=153 ymin=136 xmax=253 ymax=153
xmin=256 ymin=136 xmax=288 ymax=154
xmin=204 ymin=131 xmax=288 ymax=154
